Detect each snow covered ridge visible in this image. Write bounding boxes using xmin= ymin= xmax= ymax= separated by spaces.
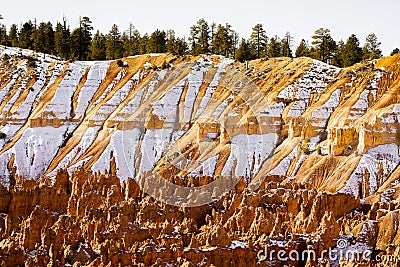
xmin=0 ymin=46 xmax=399 ymax=200
xmin=0 ymin=45 xmax=60 ymax=62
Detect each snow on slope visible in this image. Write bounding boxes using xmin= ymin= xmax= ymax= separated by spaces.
xmin=278 ymin=60 xmax=339 ymax=118
xmin=1 ymin=46 xmax=399 ymax=200
xmin=339 ymin=144 xmax=400 ymax=198
xmin=74 ymin=61 xmax=111 ymax=119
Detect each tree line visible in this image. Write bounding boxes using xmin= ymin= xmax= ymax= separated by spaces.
xmin=0 ymin=15 xmax=399 ymax=67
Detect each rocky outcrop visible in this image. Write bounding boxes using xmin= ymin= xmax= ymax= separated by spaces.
xmin=1 ymin=46 xmax=400 ymax=266
xmin=1 ymin=47 xmax=399 ymax=200
xmin=0 ymin=169 xmax=398 ymax=266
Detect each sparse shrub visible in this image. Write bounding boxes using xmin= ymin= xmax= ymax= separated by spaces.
xmin=299 ymin=138 xmax=311 ymax=154
xmin=27 ymin=58 xmax=36 ymax=68
xmin=23 ymin=55 xmax=38 ymax=68
xmin=161 ymin=60 xmax=169 ymax=69
xmin=116 ymin=59 xmax=128 ymax=68
xmin=0 ymin=132 xmax=6 ymax=139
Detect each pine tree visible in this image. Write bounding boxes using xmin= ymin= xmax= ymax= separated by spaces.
xmin=166 ymin=34 xmax=188 ymax=56
xmin=122 ymin=23 xmax=140 ymax=57
xmin=166 ymin=30 xmax=176 ymax=54
xmin=362 ymin=33 xmax=382 ymax=60
xmin=0 ymin=15 xmax=7 ymax=46
xmin=210 ymin=22 xmax=216 ymax=54
xmin=106 ymin=24 xmax=123 ymax=59
xmin=235 ymin=38 xmax=254 ymax=62
xmin=391 ymin=48 xmax=400 ymax=56
xmin=45 ymin=22 xmax=55 ymax=54
xmin=212 ymin=24 xmax=235 ymax=57
xmin=70 ymin=29 xmax=81 ymax=59
xmin=166 ymin=31 xmax=188 ymax=56
xmin=8 ymin=24 xmax=19 ymax=46
xmin=189 ymin=18 xmax=210 ymax=55
xmin=232 ymin=31 xmax=239 ymax=58
xmin=295 ymin=39 xmax=310 ymax=57
xmin=281 ymin=31 xmax=293 ymax=57
xmin=32 ymin=22 xmax=54 ymax=54
xmin=32 ymin=22 xmax=48 ymax=53
xmin=332 ymin=40 xmax=345 ymax=67
xmin=342 ymin=34 xmax=363 ymax=67
xmin=91 ymin=30 xmax=106 ymax=60
xmin=147 ymin=29 xmax=166 ymax=53
xmin=19 ymin=21 xmax=34 ymax=49
xmin=121 ymin=33 xmax=130 ymax=57
xmin=71 ymin=16 xmax=93 ymax=60
xmin=174 ymin=38 xmax=188 ymax=56
xmin=250 ymin=23 xmax=267 ymax=58
xmin=311 ymin=28 xmax=337 ymax=63
xmin=267 ymin=36 xmax=282 ymax=58
xmin=54 ymin=19 xmax=70 ymax=60
xmin=139 ymin=34 xmax=149 ymax=54
xmin=333 ymin=41 xmax=344 ymax=67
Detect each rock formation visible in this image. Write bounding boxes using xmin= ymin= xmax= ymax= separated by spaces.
xmin=0 ymin=46 xmax=400 ymax=266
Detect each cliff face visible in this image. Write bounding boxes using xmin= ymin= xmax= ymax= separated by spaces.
xmin=1 ymin=46 xmax=399 ymax=199
xmin=1 ymin=46 xmax=400 ymax=266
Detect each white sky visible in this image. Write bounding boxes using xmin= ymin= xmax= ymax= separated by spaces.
xmin=1 ymin=0 xmax=399 ymax=55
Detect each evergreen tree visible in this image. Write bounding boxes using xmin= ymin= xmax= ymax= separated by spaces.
xmin=232 ymin=31 xmax=239 ymax=58
xmin=32 ymin=22 xmax=47 ymax=52
xmin=139 ymin=34 xmax=149 ymax=54
xmin=189 ymin=18 xmax=210 ymax=55
xmin=332 ymin=40 xmax=345 ymax=67
xmin=71 ymin=16 xmax=93 ymax=60
xmin=122 ymin=23 xmax=140 ymax=57
xmin=19 ymin=21 xmax=34 ymax=49
xmin=166 ymin=32 xmax=188 ymax=56
xmin=267 ymin=36 xmax=282 ymax=58
xmin=311 ymin=28 xmax=336 ymax=63
xmin=166 ymin=30 xmax=176 ymax=54
xmin=235 ymin=38 xmax=254 ymax=62
xmin=106 ymin=24 xmax=123 ymax=59
xmin=281 ymin=31 xmax=293 ymax=57
xmin=250 ymin=23 xmax=267 ymax=58
xmin=8 ymin=24 xmax=19 ymax=47
xmin=45 ymin=22 xmax=55 ymax=54
xmin=362 ymin=33 xmax=382 ymax=60
xmin=31 ymin=22 xmax=54 ymax=54
xmin=54 ymin=19 xmax=70 ymax=59
xmin=391 ymin=48 xmax=400 ymax=56
xmin=121 ymin=33 xmax=130 ymax=57
xmin=174 ymin=38 xmax=188 ymax=56
xmin=70 ymin=29 xmax=81 ymax=59
xmin=147 ymin=29 xmax=166 ymax=53
xmin=210 ymin=22 xmax=216 ymax=54
xmin=0 ymin=15 xmax=7 ymax=46
xmin=212 ymin=23 xmax=235 ymax=57
xmin=165 ymin=31 xmax=188 ymax=56
xmin=342 ymin=34 xmax=363 ymax=67
xmin=295 ymin=39 xmax=310 ymax=57
xmin=91 ymin=30 xmax=106 ymax=60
